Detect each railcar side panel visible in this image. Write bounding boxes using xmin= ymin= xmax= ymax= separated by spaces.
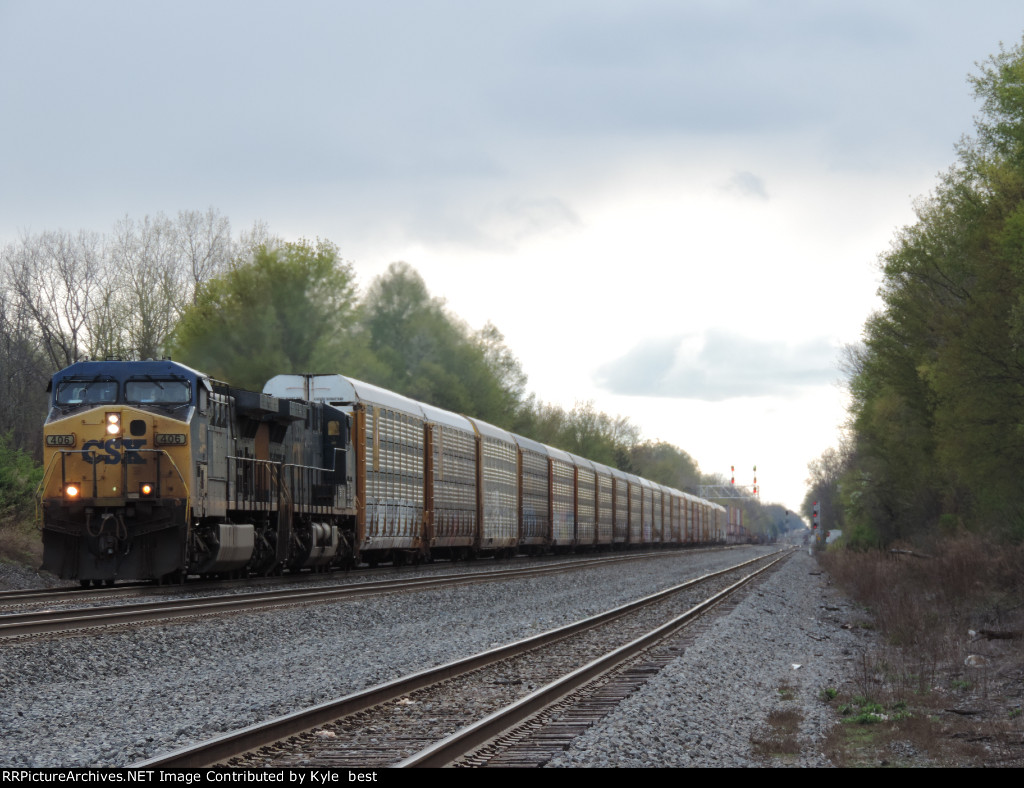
xmin=517 ymin=442 xmax=550 ymax=547
xmin=467 ymin=417 xmax=519 ymax=552
xmin=594 ymin=463 xmax=614 ymax=546
xmin=651 ymin=484 xmax=663 ymax=544
xmin=627 ymin=475 xmax=643 ymax=544
xmin=548 ymin=448 xmax=575 ymax=548
xmin=611 ymin=469 xmax=629 ymax=544
xmin=423 ymin=414 xmax=477 ymax=551
xmin=640 ymin=479 xmax=654 ymax=544
xmin=570 ymin=454 xmax=596 ymax=548
xmin=363 ymin=405 xmax=425 ymax=551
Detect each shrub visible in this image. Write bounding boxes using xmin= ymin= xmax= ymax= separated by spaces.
xmin=0 ymin=432 xmax=43 ymax=527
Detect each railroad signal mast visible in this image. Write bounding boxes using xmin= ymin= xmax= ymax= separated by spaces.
xmin=699 ymin=463 xmax=760 ymax=501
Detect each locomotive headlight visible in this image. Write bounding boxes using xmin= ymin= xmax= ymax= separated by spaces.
xmin=105 ymin=413 xmax=121 ymax=435
xmin=65 ymin=484 xmax=80 ymax=499
xmin=140 ymin=483 xmax=154 ymax=498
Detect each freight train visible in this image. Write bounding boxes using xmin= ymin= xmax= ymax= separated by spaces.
xmin=38 ymin=360 xmax=725 ymax=585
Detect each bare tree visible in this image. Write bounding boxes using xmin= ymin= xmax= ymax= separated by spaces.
xmin=106 ymin=208 xmax=240 ymax=359
xmin=0 ymin=285 xmax=51 ymax=455
xmin=172 ymin=208 xmax=233 ymax=306
xmin=110 ymin=214 xmax=180 ymax=359
xmin=3 ymin=229 xmax=105 ymax=368
xmin=0 ymin=208 xmax=267 ymax=454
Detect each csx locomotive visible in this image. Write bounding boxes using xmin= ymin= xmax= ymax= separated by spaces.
xmin=39 ymin=360 xmax=726 ymax=584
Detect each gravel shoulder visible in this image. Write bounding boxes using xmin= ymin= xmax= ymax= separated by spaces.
xmin=0 ymin=546 xmax=865 ymax=768
xmin=548 ymin=548 xmax=869 ymax=767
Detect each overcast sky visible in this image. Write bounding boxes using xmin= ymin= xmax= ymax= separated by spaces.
xmin=4 ymin=1 xmax=1024 ymax=516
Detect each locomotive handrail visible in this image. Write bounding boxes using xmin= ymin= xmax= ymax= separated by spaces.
xmin=34 ymin=452 xmax=66 ymax=528
xmin=131 ymin=449 xmax=191 ymax=512
xmin=225 ymin=455 xmax=292 ymax=511
xmin=34 ymin=448 xmax=103 ymax=525
xmin=280 ymin=461 xmax=340 ymax=512
xmin=223 ymin=456 xmax=340 ymax=513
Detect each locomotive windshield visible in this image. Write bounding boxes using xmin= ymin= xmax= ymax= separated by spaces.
xmin=52 ymin=375 xmax=192 ymax=409
xmin=125 ymin=378 xmax=191 ymax=405
xmin=55 ymin=378 xmax=118 ymax=405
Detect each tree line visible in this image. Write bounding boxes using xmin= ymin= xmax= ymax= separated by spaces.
xmin=804 ymin=37 xmax=1024 ymax=546
xmin=0 ymin=211 xmax=786 ymax=536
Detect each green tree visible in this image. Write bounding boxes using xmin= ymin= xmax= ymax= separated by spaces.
xmin=629 ymin=441 xmax=700 ymax=491
xmin=351 ymin=262 xmax=526 ymax=425
xmin=801 ymin=443 xmax=850 ymax=539
xmin=514 ymin=399 xmax=640 ymax=470
xmin=840 ymin=36 xmax=1024 ymax=542
xmin=168 ymin=239 xmax=358 ymax=390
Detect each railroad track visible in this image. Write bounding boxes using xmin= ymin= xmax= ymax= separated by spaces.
xmin=445 ymin=568 xmax=764 ymax=767
xmin=133 ymin=549 xmax=790 ymax=769
xmin=0 ymin=550 xmax=699 ymax=638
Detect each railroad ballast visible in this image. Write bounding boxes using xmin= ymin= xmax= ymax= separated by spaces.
xmin=39 ymin=361 xmax=726 ymax=584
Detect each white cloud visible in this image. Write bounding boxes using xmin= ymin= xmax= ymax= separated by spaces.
xmin=595 ymin=330 xmax=840 ymax=401
xmin=726 ymin=171 xmax=769 ymax=200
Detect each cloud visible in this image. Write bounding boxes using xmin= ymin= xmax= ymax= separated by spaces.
xmin=726 ymin=171 xmax=769 ymax=200
xmin=594 ymin=330 xmax=838 ymax=401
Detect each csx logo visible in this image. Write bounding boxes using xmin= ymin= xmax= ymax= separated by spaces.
xmin=82 ymin=438 xmax=147 ymax=465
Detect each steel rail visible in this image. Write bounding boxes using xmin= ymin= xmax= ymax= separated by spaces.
xmin=0 ymin=583 xmax=152 ymax=603
xmin=0 ymin=550 xmax=700 ymax=638
xmin=399 ymin=550 xmax=790 ymax=767
xmin=131 ymin=550 xmax=783 ymax=769
xmin=0 ymin=546 xmax=705 ymax=606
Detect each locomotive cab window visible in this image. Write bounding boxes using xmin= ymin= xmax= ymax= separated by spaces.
xmin=55 ymin=379 xmax=118 ymax=406
xmin=125 ymin=378 xmax=191 ymax=406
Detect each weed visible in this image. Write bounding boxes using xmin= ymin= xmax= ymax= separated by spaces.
xmin=817 ymin=536 xmax=1024 ymax=766
xmin=750 ymin=708 xmax=803 ymax=760
xmin=844 ymin=712 xmax=884 ymax=725
xmin=819 ymin=687 xmax=838 ymax=702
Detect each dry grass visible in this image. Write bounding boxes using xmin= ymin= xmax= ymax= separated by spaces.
xmin=0 ymin=514 xmax=44 ymax=568
xmin=751 ymin=706 xmax=803 ymax=759
xmin=818 ymin=534 xmax=1024 ymax=766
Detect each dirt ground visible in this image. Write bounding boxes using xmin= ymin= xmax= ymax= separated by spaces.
xmin=816 ymin=543 xmax=1024 ymax=767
